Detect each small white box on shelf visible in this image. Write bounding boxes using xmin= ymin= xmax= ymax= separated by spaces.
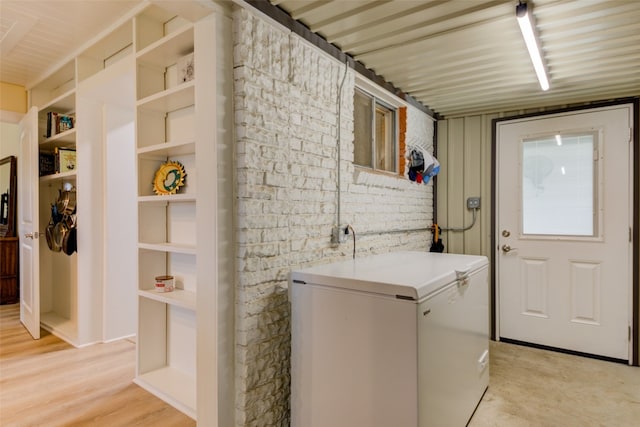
xmin=177 ymin=53 xmax=194 ymax=84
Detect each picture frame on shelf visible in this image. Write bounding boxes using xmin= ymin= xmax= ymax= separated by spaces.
xmin=177 ymin=52 xmax=194 ymax=84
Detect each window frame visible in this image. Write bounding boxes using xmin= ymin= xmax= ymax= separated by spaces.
xmin=353 ymin=75 xmax=403 ymax=174
xmin=519 ymin=130 xmax=603 ymax=241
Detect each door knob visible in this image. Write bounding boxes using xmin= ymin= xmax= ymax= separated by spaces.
xmin=24 ymin=232 xmax=38 ymax=239
xmin=501 ymin=244 xmax=515 ymax=253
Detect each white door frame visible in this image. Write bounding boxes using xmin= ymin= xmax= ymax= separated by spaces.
xmin=491 ymin=99 xmax=639 ymax=366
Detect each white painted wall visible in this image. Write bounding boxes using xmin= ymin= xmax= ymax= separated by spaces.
xmin=233 ymin=8 xmax=435 ymax=426
xmin=0 ymin=121 xmax=19 ymax=159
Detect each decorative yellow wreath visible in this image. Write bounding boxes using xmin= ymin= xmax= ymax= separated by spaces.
xmin=153 ymin=160 xmax=186 ymax=195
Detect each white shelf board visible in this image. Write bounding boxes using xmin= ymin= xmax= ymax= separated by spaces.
xmin=137 ymin=81 xmax=195 ymax=112
xmin=138 ymin=194 xmax=196 ymax=203
xmin=41 ymin=311 xmax=76 ymax=343
xmin=137 ymin=140 xmax=195 ymax=158
xmin=40 ymin=128 xmax=77 ymax=150
xmin=139 ymin=289 xmax=196 ymax=311
xmin=40 ymin=170 xmax=77 ymax=183
xmin=136 ymin=26 xmax=194 ymax=69
xmin=134 ymin=367 xmax=196 ymax=420
xmin=138 ymin=242 xmax=196 ymax=255
xmin=40 ymin=89 xmax=76 ymax=113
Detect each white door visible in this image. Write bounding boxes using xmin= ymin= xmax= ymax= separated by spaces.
xmin=497 ymin=104 xmax=633 ymax=361
xmin=18 ymin=107 xmax=40 ymax=339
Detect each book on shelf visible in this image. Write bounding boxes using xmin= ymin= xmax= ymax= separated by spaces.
xmin=39 ymin=148 xmax=77 ymax=176
xmin=46 ymin=112 xmax=75 ymax=138
xmin=39 ymin=152 xmax=56 ymax=176
xmin=55 ymin=147 xmax=77 ymax=173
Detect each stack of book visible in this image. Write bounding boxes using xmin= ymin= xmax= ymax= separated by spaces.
xmin=39 ymin=148 xmax=76 ymax=176
xmin=46 ymin=112 xmax=75 ymax=138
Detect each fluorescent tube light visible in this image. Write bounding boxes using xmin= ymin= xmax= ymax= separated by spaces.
xmin=516 ymin=1 xmax=550 ymax=91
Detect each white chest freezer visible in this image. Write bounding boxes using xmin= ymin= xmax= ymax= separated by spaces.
xmin=289 ymin=251 xmax=489 ymax=427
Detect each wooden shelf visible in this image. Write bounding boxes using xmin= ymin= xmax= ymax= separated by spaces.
xmin=136 ymin=26 xmax=194 ymax=69
xmin=39 ymin=89 xmax=76 ymax=114
xmin=31 ymin=60 xmax=76 ymax=109
xmin=134 ymin=367 xmax=196 ymax=419
xmin=137 ymin=81 xmax=195 ymax=112
xmin=40 ymin=128 xmax=77 ymax=150
xmin=40 ymin=311 xmax=77 ymax=344
xmin=137 ymin=140 xmax=195 ymax=158
xmin=138 ymin=242 xmax=196 ymax=255
xmin=40 ymin=170 xmax=77 ymax=183
xmin=139 ymin=289 xmax=196 ymax=310
xmin=138 ymin=194 xmax=196 ymax=203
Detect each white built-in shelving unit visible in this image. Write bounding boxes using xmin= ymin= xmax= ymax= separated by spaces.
xmin=133 ymin=3 xmax=226 ymax=422
xmin=29 ymin=14 xmax=139 ymax=348
xmin=27 ymin=1 xmax=233 ymax=424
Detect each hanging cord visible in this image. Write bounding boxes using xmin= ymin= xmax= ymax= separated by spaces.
xmin=346 ymin=224 xmax=356 ymax=259
xmin=439 ymin=207 xmax=479 ymax=232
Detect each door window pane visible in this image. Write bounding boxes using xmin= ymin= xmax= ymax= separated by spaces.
xmin=522 ymin=134 xmax=596 ymax=236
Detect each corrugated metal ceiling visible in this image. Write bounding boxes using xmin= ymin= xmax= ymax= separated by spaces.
xmin=270 ymin=0 xmax=640 ymax=118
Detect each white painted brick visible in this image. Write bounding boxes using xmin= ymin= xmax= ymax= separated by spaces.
xmin=233 ymin=7 xmax=435 ymax=426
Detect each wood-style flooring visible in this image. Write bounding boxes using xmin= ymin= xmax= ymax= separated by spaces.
xmin=3 ymin=303 xmax=640 ymax=426
xmin=0 ymin=304 xmax=194 ymax=427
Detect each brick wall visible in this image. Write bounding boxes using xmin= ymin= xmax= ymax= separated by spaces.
xmin=233 ymin=8 xmax=435 ymax=426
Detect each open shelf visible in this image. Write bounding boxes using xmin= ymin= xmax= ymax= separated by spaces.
xmin=137 ymin=81 xmax=195 ymax=112
xmin=138 ymin=194 xmax=196 ymax=203
xmin=40 ymin=311 xmax=77 ymax=343
xmin=139 ymin=288 xmax=196 ymax=310
xmin=39 ymin=89 xmax=76 ymax=114
xmin=39 ymin=128 xmax=77 ymax=151
xmin=138 ymin=242 xmax=196 ymax=255
xmin=137 ymin=140 xmax=195 ymax=158
xmin=137 ymin=26 xmax=194 ymax=69
xmin=135 ymin=367 xmax=196 ymax=419
xmin=30 ymin=60 xmax=75 ymax=109
xmin=40 ymin=170 xmax=77 ymax=183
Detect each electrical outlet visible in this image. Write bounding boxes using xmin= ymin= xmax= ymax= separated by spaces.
xmin=467 ymin=197 xmax=481 ymax=209
xmin=331 ymin=225 xmax=349 ymax=244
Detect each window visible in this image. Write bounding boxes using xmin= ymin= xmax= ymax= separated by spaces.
xmin=354 ymin=88 xmax=397 ymax=173
xmin=521 ymin=133 xmax=598 ymax=236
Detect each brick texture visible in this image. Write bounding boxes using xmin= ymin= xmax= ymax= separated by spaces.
xmin=233 ymin=9 xmax=435 ymax=426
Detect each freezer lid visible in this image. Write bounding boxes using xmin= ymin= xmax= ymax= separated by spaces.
xmin=290 ymin=251 xmax=488 ymax=300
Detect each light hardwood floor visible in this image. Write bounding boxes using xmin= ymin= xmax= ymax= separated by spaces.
xmin=0 ymin=304 xmax=194 ymax=427
xmin=3 ymin=303 xmax=640 ymax=426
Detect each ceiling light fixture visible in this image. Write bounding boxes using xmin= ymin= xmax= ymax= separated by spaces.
xmin=516 ymin=1 xmax=550 ymax=91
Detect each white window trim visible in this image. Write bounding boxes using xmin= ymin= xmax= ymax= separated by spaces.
xmin=354 ymin=72 xmax=406 ymax=110
xmin=354 ymin=73 xmax=404 ymax=174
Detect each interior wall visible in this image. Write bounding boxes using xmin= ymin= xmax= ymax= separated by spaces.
xmin=436 ymin=114 xmax=495 ymax=258
xmin=233 ymin=7 xmax=435 ymax=426
xmin=0 ymin=121 xmax=19 ymax=159
xmin=437 ymin=100 xmax=639 ymax=364
xmin=0 ymin=82 xmax=27 ymax=114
